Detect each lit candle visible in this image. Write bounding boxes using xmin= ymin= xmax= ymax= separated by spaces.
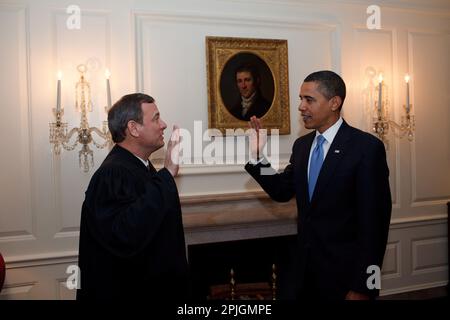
xmin=378 ymin=73 xmax=383 ymax=113
xmin=404 ymin=74 xmax=410 ymax=113
xmin=105 ymin=69 xmax=112 ymax=109
xmin=56 ymin=71 xmax=62 ymax=112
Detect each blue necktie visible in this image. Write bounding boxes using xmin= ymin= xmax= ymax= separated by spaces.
xmin=308 ymin=135 xmax=326 ymax=200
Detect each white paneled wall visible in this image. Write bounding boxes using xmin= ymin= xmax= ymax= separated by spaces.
xmin=0 ymin=4 xmax=34 ymax=244
xmin=0 ymin=0 xmax=448 ymax=299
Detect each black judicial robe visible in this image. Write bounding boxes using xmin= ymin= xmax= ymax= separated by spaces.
xmin=76 ymin=145 xmax=189 ymax=300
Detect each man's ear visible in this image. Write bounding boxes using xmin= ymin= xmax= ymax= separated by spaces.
xmin=127 ymin=120 xmax=140 ymax=138
xmin=330 ymin=96 xmax=342 ymax=111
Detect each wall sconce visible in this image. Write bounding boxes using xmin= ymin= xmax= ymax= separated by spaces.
xmin=371 ymin=71 xmax=415 ymax=147
xmin=49 ymin=64 xmax=113 ymax=172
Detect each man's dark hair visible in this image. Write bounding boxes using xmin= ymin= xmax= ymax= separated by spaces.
xmin=108 ymin=93 xmax=154 ymax=143
xmin=235 ymin=63 xmax=261 ymax=85
xmin=304 ymin=70 xmax=346 ymax=110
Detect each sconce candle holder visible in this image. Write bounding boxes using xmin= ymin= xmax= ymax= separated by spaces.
xmin=391 ymin=105 xmax=415 ymax=141
xmin=372 ymin=73 xmax=415 ymax=147
xmin=49 ymin=64 xmax=113 ymax=172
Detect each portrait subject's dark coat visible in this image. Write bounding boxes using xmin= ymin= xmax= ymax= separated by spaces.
xmin=228 ymin=90 xmax=272 ymax=121
xmin=77 ymin=145 xmax=189 ymax=300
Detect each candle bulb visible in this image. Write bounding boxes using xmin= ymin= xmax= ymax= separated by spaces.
xmin=105 ymin=69 xmax=112 ymax=110
xmin=404 ymin=74 xmax=410 ymax=113
xmin=378 ymin=74 xmax=383 ymax=114
xmin=56 ymin=71 xmax=62 ymax=112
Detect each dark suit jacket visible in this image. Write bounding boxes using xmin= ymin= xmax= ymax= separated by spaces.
xmin=77 ymin=145 xmax=189 ymax=300
xmin=245 ymin=120 xmax=392 ymax=299
xmin=228 ymin=90 xmax=271 ymax=121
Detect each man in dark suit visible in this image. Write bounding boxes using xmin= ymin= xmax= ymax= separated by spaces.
xmin=245 ymin=70 xmax=392 ymax=300
xmin=228 ymin=64 xmax=272 ymax=121
xmin=77 ymin=93 xmax=189 ymax=300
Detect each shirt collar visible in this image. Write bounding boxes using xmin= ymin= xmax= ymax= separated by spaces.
xmin=133 ymin=154 xmax=149 ymax=168
xmin=242 ymin=91 xmax=256 ymax=103
xmin=315 ymin=117 xmax=343 ymax=144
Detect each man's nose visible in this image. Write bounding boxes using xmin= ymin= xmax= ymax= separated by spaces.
xmin=161 ymin=120 xmax=167 ymax=130
xmin=298 ymin=101 xmax=306 ymax=111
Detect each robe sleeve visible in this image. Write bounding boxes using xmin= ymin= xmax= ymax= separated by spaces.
xmin=82 ymin=165 xmax=180 ymax=258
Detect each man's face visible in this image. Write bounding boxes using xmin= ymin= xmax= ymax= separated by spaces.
xmin=136 ymin=102 xmax=167 ymax=152
xmin=236 ymin=71 xmax=256 ymax=98
xmin=298 ymin=81 xmax=339 ymax=133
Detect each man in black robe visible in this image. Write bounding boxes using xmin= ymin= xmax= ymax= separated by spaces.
xmin=77 ymin=93 xmax=189 ymax=300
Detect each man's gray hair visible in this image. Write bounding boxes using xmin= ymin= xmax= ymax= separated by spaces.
xmin=108 ymin=93 xmax=154 ymax=143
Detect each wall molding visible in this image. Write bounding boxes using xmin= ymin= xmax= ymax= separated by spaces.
xmin=411 ymin=236 xmax=448 ymax=275
xmin=174 ymin=159 xmax=290 ymax=176
xmin=382 ymin=241 xmax=402 ymax=280
xmin=352 ymin=25 xmax=402 ymax=209
xmin=50 ymin=8 xmax=112 ymax=237
xmin=134 ymin=10 xmax=340 ymax=30
xmin=379 ymin=280 xmax=448 ymax=296
xmin=0 ymin=3 xmax=35 ymax=242
xmin=3 ymin=210 xmax=446 ymax=267
xmin=0 ymin=281 xmax=36 ymax=298
xmin=220 ymin=0 xmax=450 ymax=16
xmin=390 ymin=214 xmax=447 ymax=228
xmin=134 ymin=10 xmax=340 ymax=93
xmin=5 ymin=251 xmax=78 ymax=268
xmin=408 ymin=29 xmax=450 ymax=206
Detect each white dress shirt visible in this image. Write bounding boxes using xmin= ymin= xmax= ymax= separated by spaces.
xmin=307 ymin=117 xmax=343 ymax=178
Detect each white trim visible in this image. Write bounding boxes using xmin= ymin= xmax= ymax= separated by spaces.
xmin=390 ymin=214 xmax=447 ymax=227
xmin=3 ymin=215 xmax=446 ymax=266
xmin=219 ymin=0 xmax=450 ymax=16
xmin=379 ymin=280 xmax=448 ymax=296
xmin=5 ymin=251 xmax=78 ymax=268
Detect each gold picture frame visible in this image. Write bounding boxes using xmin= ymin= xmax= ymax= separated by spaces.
xmin=206 ymin=36 xmax=290 ymax=135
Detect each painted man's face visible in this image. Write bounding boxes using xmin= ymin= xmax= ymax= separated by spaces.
xmin=236 ymin=71 xmax=256 ymax=98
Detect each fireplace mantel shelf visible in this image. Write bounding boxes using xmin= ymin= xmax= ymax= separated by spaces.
xmin=181 ymin=190 xmax=297 ymax=230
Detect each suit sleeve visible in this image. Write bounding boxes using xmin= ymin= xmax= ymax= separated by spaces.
xmin=245 ymin=146 xmax=297 ymax=202
xmin=352 ymin=139 xmax=392 ymax=296
xmin=83 ymin=166 xmax=180 ymax=258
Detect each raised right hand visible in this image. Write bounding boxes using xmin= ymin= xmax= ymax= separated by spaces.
xmin=164 ymin=125 xmax=180 ymax=177
xmin=248 ymin=116 xmax=267 ymax=162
